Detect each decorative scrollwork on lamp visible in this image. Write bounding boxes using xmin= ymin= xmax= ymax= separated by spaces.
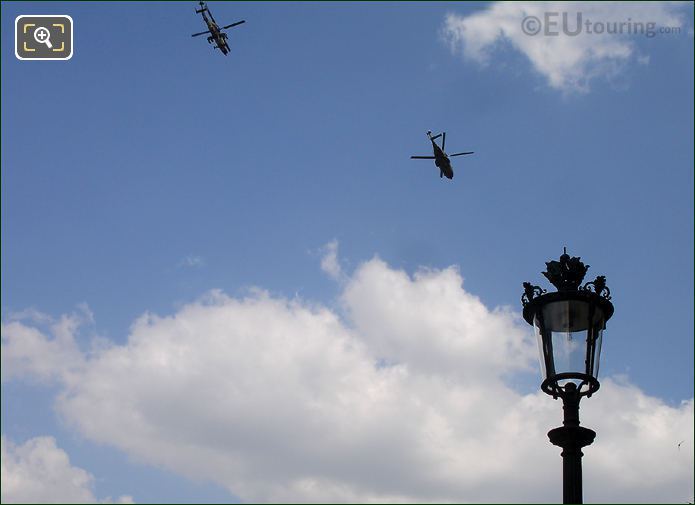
xmin=521 ymin=282 xmax=546 ymax=306
xmin=582 ymin=275 xmax=611 ymax=300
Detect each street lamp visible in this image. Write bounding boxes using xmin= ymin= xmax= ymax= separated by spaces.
xmin=521 ymin=249 xmax=614 ymax=504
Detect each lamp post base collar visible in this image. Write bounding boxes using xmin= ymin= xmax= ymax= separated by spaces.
xmin=548 ymin=425 xmax=596 ymax=450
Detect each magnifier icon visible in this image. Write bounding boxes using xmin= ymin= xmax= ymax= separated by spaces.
xmin=34 ymin=26 xmax=53 ymax=49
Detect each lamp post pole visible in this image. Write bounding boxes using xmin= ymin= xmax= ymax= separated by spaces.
xmin=521 ymin=249 xmax=614 ymax=504
xmin=547 ymin=383 xmax=595 ymax=504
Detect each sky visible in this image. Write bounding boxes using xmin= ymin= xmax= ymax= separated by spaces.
xmin=1 ymin=1 xmax=693 ymax=503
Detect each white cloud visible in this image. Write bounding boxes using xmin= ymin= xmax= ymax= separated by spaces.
xmin=1 ymin=312 xmax=85 ymax=384
xmin=1 ymin=435 xmax=133 ymax=504
xmin=582 ymin=378 xmax=695 ymax=503
xmin=319 ymin=239 xmax=345 ymax=281
xmin=341 ymin=259 xmax=534 ymax=381
xmin=2 ymin=257 xmax=693 ymax=503
xmin=442 ymin=2 xmax=688 ymax=92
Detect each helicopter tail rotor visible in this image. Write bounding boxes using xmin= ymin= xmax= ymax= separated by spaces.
xmin=429 ymin=132 xmax=442 ymax=142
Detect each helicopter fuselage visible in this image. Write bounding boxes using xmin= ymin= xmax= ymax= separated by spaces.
xmin=199 ymin=8 xmax=229 ymax=54
xmin=431 ymin=139 xmax=454 ymax=179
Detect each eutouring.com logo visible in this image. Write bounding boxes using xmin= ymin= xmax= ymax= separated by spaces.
xmin=521 ymin=12 xmax=682 ymax=38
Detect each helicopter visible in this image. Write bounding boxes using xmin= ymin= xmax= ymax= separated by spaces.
xmin=410 ymin=131 xmax=474 ymax=179
xmin=191 ymin=1 xmax=245 ymax=56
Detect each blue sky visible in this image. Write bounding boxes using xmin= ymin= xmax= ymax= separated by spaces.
xmin=2 ymin=2 xmax=693 ymax=503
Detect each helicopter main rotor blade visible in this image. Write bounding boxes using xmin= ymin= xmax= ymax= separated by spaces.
xmin=410 ymin=156 xmax=435 ymax=159
xmin=222 ymin=20 xmax=246 ymax=29
xmin=449 ymin=152 xmax=474 ymax=157
xmin=442 ymin=132 xmax=446 ymax=150
xmin=191 ymin=30 xmax=212 ymax=37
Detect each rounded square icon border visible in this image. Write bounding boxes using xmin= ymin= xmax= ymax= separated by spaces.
xmin=15 ymin=14 xmax=73 ymax=61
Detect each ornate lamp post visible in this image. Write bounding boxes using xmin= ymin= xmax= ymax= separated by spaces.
xmin=521 ymin=249 xmax=614 ymax=504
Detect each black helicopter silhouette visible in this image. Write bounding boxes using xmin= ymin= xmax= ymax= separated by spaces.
xmin=191 ymin=1 xmax=245 ymax=56
xmin=410 ymin=131 xmax=474 ymax=179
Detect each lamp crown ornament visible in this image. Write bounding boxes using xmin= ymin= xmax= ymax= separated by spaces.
xmin=542 ymin=247 xmax=589 ymax=292
xmin=521 ymin=248 xmax=612 ymax=307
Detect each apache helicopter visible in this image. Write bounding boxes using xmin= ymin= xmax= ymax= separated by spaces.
xmin=410 ymin=131 xmax=474 ymax=179
xmin=191 ymin=1 xmax=245 ymax=56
